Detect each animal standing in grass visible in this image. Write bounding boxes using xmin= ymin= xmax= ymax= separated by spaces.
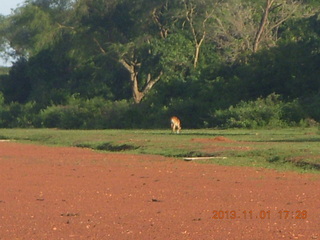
xmin=171 ymin=116 xmax=181 ymax=134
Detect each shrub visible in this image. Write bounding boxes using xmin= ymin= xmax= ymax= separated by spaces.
xmin=300 ymin=93 xmax=320 ymax=122
xmin=40 ymin=97 xmax=132 ymax=129
xmin=211 ymin=93 xmax=310 ymax=128
xmin=0 ymin=101 xmax=38 ymax=128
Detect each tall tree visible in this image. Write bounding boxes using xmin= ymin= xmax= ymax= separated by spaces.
xmin=71 ymin=0 xmax=169 ymax=103
xmin=0 ymin=0 xmax=74 ymax=59
xmin=252 ymin=0 xmax=307 ymax=52
xmin=208 ymin=0 xmax=316 ymax=62
xmin=182 ymin=0 xmax=215 ymax=68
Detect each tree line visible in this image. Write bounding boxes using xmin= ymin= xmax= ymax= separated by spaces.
xmin=0 ymin=0 xmax=320 ymax=129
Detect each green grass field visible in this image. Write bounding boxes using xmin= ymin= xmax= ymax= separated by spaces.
xmin=1 ymin=128 xmax=320 ymax=173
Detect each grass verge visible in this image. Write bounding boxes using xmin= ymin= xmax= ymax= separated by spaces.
xmin=0 ymin=128 xmax=319 ymax=173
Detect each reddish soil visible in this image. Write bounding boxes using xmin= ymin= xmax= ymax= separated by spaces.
xmin=191 ymin=137 xmax=250 ymax=153
xmin=0 ymin=141 xmax=319 ymax=240
xmin=192 ymin=136 xmax=236 ymax=143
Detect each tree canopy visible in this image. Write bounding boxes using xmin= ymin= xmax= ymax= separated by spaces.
xmin=1 ymin=0 xmax=320 ymax=128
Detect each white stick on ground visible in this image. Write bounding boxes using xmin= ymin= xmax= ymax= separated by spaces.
xmin=183 ymin=156 xmax=227 ymax=161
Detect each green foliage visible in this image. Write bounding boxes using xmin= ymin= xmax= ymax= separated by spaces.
xmin=0 ymin=100 xmax=38 ymax=128
xmin=212 ymin=94 xmax=310 ymax=128
xmin=0 ymin=67 xmax=9 ymax=75
xmin=1 ymin=1 xmax=320 ymax=129
xmin=155 ymin=33 xmax=194 ymax=78
xmin=0 ymin=0 xmax=74 ymax=57
xmin=40 ymin=97 xmax=132 ymax=129
xmin=0 ymin=92 xmax=4 ymax=106
xmin=1 ymin=58 xmax=31 ymax=103
xmin=0 ymin=92 xmax=318 ymax=129
xmin=299 ymin=93 xmax=320 ymax=122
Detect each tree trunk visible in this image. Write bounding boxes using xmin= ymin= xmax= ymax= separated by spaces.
xmin=253 ymin=0 xmax=274 ymax=53
xmin=93 ymin=38 xmax=163 ymax=104
xmin=193 ymin=35 xmax=205 ymax=68
xmin=184 ymin=1 xmax=210 ymax=69
xmin=119 ymin=59 xmax=163 ymax=104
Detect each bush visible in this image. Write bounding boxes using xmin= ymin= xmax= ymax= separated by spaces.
xmin=0 ymin=100 xmax=38 ymax=128
xmin=281 ymin=99 xmax=307 ymax=123
xmin=40 ymin=97 xmax=132 ymax=129
xmin=212 ymin=93 xmax=311 ymax=128
xmin=1 ymin=91 xmax=319 ymax=129
xmin=300 ymin=93 xmax=320 ymax=122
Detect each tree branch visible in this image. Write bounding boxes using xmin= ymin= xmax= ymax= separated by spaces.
xmin=93 ymin=37 xmax=107 ymax=54
xmin=142 ymin=71 xmax=163 ymax=93
xmin=253 ymin=0 xmax=275 ymax=53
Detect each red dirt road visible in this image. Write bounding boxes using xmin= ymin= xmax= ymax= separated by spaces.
xmin=0 ymin=141 xmax=319 ymax=239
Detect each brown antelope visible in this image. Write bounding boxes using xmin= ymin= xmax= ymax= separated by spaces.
xmin=171 ymin=116 xmax=181 ymax=134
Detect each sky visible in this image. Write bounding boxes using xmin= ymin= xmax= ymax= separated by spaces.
xmin=0 ymin=0 xmax=25 ymax=66
xmin=0 ymin=0 xmax=24 ymax=16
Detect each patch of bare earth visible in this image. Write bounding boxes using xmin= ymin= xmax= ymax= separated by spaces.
xmin=191 ymin=136 xmax=251 ymax=153
xmin=0 ymin=142 xmax=319 ymax=239
xmin=192 ymin=136 xmax=236 ymax=143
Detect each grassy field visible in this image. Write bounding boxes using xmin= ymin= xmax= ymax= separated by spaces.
xmin=1 ymin=128 xmax=320 ymax=173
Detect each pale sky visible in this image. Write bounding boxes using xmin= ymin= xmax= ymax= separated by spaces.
xmin=0 ymin=0 xmax=25 ymax=66
xmin=0 ymin=0 xmax=25 ymax=16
